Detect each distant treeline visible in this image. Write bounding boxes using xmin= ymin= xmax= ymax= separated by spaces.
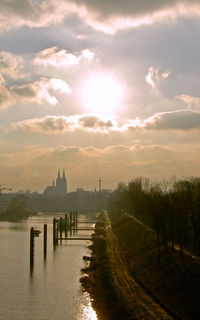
xmin=36 ymin=191 xmax=109 ymax=214
xmin=0 ymin=194 xmax=31 ymax=221
xmin=0 ymin=190 xmax=110 ymax=219
xmin=110 ymin=177 xmax=200 ymax=257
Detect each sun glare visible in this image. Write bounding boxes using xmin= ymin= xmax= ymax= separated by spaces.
xmin=81 ymin=73 xmax=123 ymax=115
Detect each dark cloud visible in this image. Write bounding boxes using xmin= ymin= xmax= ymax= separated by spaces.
xmin=11 ymin=85 xmax=36 ymax=98
xmin=145 ymin=110 xmax=200 ymax=130
xmin=11 ymin=114 xmax=117 ymax=133
xmin=9 ymin=110 xmax=200 ymax=133
xmin=66 ymin=0 xmax=192 ymax=19
xmin=1 ymin=0 xmax=200 ymax=32
xmin=79 ymin=115 xmax=114 ymax=128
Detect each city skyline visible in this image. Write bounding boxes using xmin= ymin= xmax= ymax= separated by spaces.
xmin=1 ymin=1 xmax=200 ymax=191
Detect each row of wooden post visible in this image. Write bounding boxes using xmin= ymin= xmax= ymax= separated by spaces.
xmin=53 ymin=211 xmax=78 ymax=246
xmin=30 ymin=224 xmax=47 ymax=271
xmin=30 ymin=211 xmax=78 ymax=270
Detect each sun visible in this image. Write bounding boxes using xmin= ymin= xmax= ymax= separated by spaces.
xmin=81 ymin=73 xmax=123 ymax=115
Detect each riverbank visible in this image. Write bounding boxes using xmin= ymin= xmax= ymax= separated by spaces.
xmin=81 ymin=210 xmax=200 ymax=319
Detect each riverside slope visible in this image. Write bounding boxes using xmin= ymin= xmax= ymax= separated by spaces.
xmin=81 ymin=211 xmax=177 ymax=320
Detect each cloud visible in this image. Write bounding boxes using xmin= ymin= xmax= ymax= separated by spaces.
xmin=176 ymin=94 xmax=200 ymax=110
xmin=34 ymin=46 xmax=94 ymax=68
xmin=144 ymin=110 xmax=200 ymax=130
xmin=0 ymin=51 xmax=24 ymax=78
xmin=0 ymin=0 xmax=66 ymax=30
xmin=34 ymin=47 xmax=78 ymax=67
xmin=0 ymin=142 xmax=179 ymax=191
xmin=81 ymin=49 xmax=95 ymax=60
xmin=145 ymin=67 xmax=171 ymax=89
xmin=48 ymin=78 xmax=72 ymax=94
xmin=0 ymin=77 xmax=71 ymax=108
xmin=78 ymin=115 xmax=115 ymax=130
xmin=9 ymin=109 xmax=200 ymax=134
xmin=66 ymin=0 xmax=200 ymax=20
xmin=69 ymin=0 xmax=200 ymax=33
xmin=10 ymin=114 xmax=118 ymax=133
xmin=1 ymin=0 xmax=200 ymax=33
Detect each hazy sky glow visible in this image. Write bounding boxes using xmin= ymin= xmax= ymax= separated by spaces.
xmin=1 ymin=0 xmax=200 ymax=192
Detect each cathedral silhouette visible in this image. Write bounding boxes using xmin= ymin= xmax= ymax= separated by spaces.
xmin=44 ymin=169 xmax=67 ymax=197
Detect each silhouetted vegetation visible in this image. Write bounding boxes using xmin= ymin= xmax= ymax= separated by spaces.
xmin=37 ymin=190 xmax=110 ymax=214
xmin=0 ymin=189 xmax=111 ymax=219
xmin=110 ymin=177 xmax=200 ymax=257
xmin=0 ymin=194 xmax=31 ymax=221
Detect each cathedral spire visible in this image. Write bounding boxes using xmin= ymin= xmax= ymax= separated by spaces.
xmin=62 ymin=169 xmax=65 ymax=179
xmin=57 ymin=168 xmax=61 ymax=179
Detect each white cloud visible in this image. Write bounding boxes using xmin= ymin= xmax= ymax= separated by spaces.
xmin=0 ymin=77 xmax=72 ymax=108
xmin=81 ymin=49 xmax=95 ymax=60
xmin=145 ymin=67 xmax=171 ymax=89
xmin=48 ymin=78 xmax=72 ymax=94
xmin=34 ymin=46 xmax=94 ymax=68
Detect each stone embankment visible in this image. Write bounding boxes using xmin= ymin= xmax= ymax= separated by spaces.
xmin=81 ymin=210 xmax=200 ymax=320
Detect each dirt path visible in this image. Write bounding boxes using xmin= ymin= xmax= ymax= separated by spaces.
xmin=105 ymin=211 xmax=173 ymax=320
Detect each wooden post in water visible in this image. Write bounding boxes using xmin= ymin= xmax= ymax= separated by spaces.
xmin=60 ymin=217 xmax=63 ymax=242
xmin=73 ymin=211 xmax=76 ymax=233
xmin=56 ymin=222 xmax=59 ymax=243
xmin=30 ymin=227 xmax=34 ymax=271
xmin=76 ymin=210 xmax=78 ymax=232
xmin=70 ymin=212 xmax=72 ymax=235
xmin=53 ymin=217 xmax=57 ymax=246
xmin=43 ymin=224 xmax=47 ymax=259
xmin=65 ymin=214 xmax=68 ymax=238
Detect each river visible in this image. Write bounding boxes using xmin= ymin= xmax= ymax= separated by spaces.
xmin=0 ymin=213 xmax=97 ymax=320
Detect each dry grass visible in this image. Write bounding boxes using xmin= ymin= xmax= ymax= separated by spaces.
xmin=112 ymin=213 xmax=200 ymax=320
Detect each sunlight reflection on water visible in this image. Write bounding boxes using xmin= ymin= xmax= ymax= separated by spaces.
xmin=78 ymin=297 xmax=98 ymax=320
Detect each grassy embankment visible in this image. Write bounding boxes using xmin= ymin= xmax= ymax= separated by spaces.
xmin=81 ymin=211 xmax=200 ymax=319
xmin=109 ymin=210 xmax=200 ymax=319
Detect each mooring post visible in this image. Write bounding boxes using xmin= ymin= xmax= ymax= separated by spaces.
xmin=72 ymin=211 xmax=74 ymax=233
xmin=56 ymin=221 xmax=59 ymax=244
xmin=65 ymin=214 xmax=68 ymax=238
xmin=76 ymin=210 xmax=78 ymax=232
xmin=73 ymin=211 xmax=76 ymax=233
xmin=70 ymin=212 xmax=72 ymax=234
xmin=53 ymin=217 xmax=57 ymax=247
xmin=60 ymin=217 xmax=63 ymax=242
xmin=44 ymin=224 xmax=47 ymax=259
xmin=30 ymin=227 xmax=34 ymax=271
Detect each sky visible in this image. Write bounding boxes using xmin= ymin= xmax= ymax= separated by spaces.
xmin=0 ymin=0 xmax=200 ymax=192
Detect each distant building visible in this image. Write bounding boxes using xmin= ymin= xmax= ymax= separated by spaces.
xmin=44 ymin=169 xmax=67 ymax=197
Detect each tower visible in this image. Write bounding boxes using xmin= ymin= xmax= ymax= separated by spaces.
xmin=55 ymin=168 xmax=67 ymax=196
xmin=99 ymin=178 xmax=102 ymax=192
xmin=56 ymin=169 xmax=61 ymax=186
xmin=61 ymin=169 xmax=67 ymax=194
xmin=44 ymin=169 xmax=67 ymax=197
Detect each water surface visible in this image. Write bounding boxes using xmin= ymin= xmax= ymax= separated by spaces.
xmin=0 ymin=214 xmax=97 ymax=320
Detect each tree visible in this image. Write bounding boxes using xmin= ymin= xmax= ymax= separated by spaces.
xmin=5 ymin=195 xmax=30 ymax=221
